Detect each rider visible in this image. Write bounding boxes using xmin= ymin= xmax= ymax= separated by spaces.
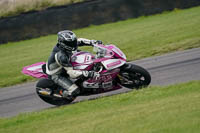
xmin=46 ymin=30 xmax=102 ymax=100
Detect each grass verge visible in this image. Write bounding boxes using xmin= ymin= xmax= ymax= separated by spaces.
xmin=0 ymin=80 xmax=200 ymax=133
xmin=0 ymin=0 xmax=85 ymax=18
xmin=0 ymin=6 xmax=200 ymax=87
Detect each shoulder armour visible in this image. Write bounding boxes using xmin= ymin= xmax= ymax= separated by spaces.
xmin=55 ymin=51 xmax=72 ymax=67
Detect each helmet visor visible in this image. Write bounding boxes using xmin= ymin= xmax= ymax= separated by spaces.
xmin=62 ymin=39 xmax=77 ymax=51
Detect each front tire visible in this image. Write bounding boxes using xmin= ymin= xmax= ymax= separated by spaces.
xmin=119 ymin=63 xmax=151 ymax=89
xmin=36 ymin=78 xmax=73 ymax=106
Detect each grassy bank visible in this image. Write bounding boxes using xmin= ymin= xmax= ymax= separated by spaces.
xmin=0 ymin=81 xmax=200 ymax=133
xmin=0 ymin=6 xmax=200 ymax=87
xmin=0 ymin=0 xmax=86 ymax=18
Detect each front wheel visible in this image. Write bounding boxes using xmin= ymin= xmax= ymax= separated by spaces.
xmin=118 ymin=63 xmax=151 ymax=89
xmin=36 ymin=78 xmax=73 ymax=106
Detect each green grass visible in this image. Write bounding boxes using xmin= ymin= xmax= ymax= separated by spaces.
xmin=0 ymin=81 xmax=200 ymax=133
xmin=0 ymin=6 xmax=200 ymax=87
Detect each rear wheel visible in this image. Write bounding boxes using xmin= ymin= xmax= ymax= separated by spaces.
xmin=36 ymin=78 xmax=73 ymax=106
xmin=119 ymin=63 xmax=151 ymax=89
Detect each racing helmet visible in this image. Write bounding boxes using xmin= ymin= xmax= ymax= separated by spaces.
xmin=57 ymin=30 xmax=78 ymax=51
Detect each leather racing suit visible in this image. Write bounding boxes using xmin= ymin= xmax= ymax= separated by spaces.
xmin=46 ymin=38 xmax=96 ymax=98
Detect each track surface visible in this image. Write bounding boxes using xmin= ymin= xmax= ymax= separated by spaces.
xmin=0 ymin=48 xmax=200 ymax=117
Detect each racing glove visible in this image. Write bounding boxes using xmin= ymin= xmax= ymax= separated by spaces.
xmin=90 ymin=40 xmax=103 ymax=45
xmin=78 ymin=38 xmax=103 ymax=46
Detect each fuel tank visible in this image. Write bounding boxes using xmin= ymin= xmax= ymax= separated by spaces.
xmin=70 ymin=51 xmax=95 ymax=70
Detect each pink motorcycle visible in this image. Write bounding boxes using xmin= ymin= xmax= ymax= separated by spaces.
xmin=22 ymin=44 xmax=151 ymax=105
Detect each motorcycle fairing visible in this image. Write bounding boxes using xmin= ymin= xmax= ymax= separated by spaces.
xmin=22 ymin=44 xmax=126 ymax=91
xmin=71 ymin=45 xmax=127 ymax=71
xmin=93 ymin=44 xmax=127 ymax=70
xmin=22 ymin=62 xmax=48 ymax=78
xmin=101 ymin=59 xmax=126 ymax=70
xmin=71 ymin=51 xmax=95 ymax=70
xmin=83 ymin=69 xmax=121 ymax=90
xmin=103 ymin=44 xmax=127 ymax=60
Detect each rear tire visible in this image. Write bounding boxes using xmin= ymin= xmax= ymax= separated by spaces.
xmin=119 ymin=63 xmax=151 ymax=89
xmin=36 ymin=78 xmax=73 ymax=106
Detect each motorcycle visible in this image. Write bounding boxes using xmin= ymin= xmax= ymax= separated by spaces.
xmin=22 ymin=43 xmax=151 ymax=105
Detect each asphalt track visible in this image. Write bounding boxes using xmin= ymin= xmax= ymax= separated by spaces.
xmin=0 ymin=48 xmax=200 ymax=117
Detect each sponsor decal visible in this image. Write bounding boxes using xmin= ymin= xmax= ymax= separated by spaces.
xmin=107 ymin=60 xmax=121 ymax=68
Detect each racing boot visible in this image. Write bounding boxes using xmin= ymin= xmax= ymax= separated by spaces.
xmin=61 ymin=84 xmax=80 ymax=100
xmin=52 ymin=75 xmax=80 ymax=100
